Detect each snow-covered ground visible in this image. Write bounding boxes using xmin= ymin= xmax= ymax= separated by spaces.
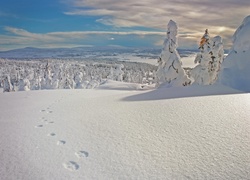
xmin=1 ymin=81 xmax=249 ymax=180
xmin=181 ymin=54 xmax=197 ymax=68
xmin=116 ymin=53 xmax=197 ymax=68
xmin=0 ymin=47 xmax=197 ymax=68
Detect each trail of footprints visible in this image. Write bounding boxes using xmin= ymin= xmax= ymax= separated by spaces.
xmin=36 ymin=97 xmax=88 ymax=171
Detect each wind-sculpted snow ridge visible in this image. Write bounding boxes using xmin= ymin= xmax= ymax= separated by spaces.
xmin=219 ymin=15 xmax=250 ymax=92
xmin=0 ymin=58 xmax=156 ymax=92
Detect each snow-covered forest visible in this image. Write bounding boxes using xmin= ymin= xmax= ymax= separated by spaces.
xmin=0 ymin=59 xmax=156 ymax=92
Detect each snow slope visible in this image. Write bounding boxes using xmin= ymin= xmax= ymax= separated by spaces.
xmin=0 ymin=83 xmax=249 ymax=180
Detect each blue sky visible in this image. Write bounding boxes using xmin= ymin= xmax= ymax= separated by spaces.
xmin=0 ymin=0 xmax=249 ymax=50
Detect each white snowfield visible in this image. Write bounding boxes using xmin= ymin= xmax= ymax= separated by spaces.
xmin=0 ymin=81 xmax=249 ymax=180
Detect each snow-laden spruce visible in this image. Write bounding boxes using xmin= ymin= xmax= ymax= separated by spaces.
xmin=156 ymin=20 xmax=191 ymax=88
xmin=219 ymin=15 xmax=250 ymax=91
xmin=191 ymin=29 xmax=224 ymax=85
xmin=107 ymin=64 xmax=124 ymax=81
xmin=2 ymin=75 xmax=13 ymax=92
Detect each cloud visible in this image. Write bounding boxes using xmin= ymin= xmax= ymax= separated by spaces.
xmin=4 ymin=26 xmax=165 ymax=41
xmin=65 ymin=0 xmax=250 ymax=48
xmin=4 ymin=27 xmax=63 ymax=42
xmin=0 ymin=26 xmax=166 ymax=50
xmin=1 ymin=27 xmax=72 ymax=50
xmin=65 ymin=0 xmax=250 ymax=28
xmin=0 ymin=19 xmax=239 ymax=51
xmin=0 ymin=11 xmax=18 ymax=18
xmin=48 ymin=30 xmax=165 ymax=37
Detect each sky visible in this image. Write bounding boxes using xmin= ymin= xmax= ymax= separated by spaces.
xmin=0 ymin=0 xmax=249 ymax=51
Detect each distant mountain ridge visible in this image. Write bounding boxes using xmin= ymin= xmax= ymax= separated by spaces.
xmin=0 ymin=46 xmax=197 ymax=59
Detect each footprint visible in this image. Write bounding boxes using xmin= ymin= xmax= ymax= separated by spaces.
xmin=45 ymin=121 xmax=54 ymax=124
xmin=75 ymin=151 xmax=89 ymax=158
xmin=57 ymin=140 xmax=66 ymax=145
xmin=48 ymin=133 xmax=56 ymax=136
xmin=35 ymin=125 xmax=43 ymax=128
xmin=47 ymin=111 xmax=53 ymax=114
xmin=63 ymin=161 xmax=79 ymax=171
xmin=40 ymin=110 xmax=46 ymax=112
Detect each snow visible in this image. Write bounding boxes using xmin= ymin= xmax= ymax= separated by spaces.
xmin=218 ymin=15 xmax=250 ymax=92
xmin=1 ymin=83 xmax=250 ymax=179
xmin=181 ymin=54 xmax=197 ymax=68
xmin=219 ymin=50 xmax=250 ymax=91
xmin=115 ymin=52 xmax=197 ymax=68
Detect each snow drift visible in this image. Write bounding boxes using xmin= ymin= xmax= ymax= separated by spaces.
xmin=219 ymin=15 xmax=250 ymax=91
xmin=0 ymin=84 xmax=249 ymax=180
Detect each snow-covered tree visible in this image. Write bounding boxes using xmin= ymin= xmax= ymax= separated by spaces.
xmin=107 ymin=64 xmax=124 ymax=81
xmin=156 ymin=20 xmax=192 ymax=88
xmin=41 ymin=61 xmax=52 ymax=89
xmin=2 ymin=75 xmax=13 ymax=92
xmin=107 ymin=67 xmax=114 ymax=80
xmin=209 ymin=36 xmax=224 ymax=83
xmin=191 ymin=29 xmax=224 ymax=85
xmin=30 ymin=68 xmax=41 ymax=90
xmin=18 ymin=78 xmax=31 ymax=91
xmin=114 ymin=64 xmax=124 ymax=81
xmin=74 ymin=72 xmax=84 ymax=89
xmin=191 ymin=29 xmax=212 ymax=85
xmin=51 ymin=64 xmax=62 ymax=89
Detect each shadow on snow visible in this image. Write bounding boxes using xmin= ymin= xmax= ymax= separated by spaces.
xmin=121 ymin=85 xmax=245 ymax=101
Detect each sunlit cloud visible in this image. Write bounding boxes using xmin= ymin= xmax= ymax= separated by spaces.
xmin=2 ymin=0 xmax=248 ymax=51
xmin=65 ymin=0 xmax=250 ymax=48
xmin=0 ymin=0 xmax=249 ymax=50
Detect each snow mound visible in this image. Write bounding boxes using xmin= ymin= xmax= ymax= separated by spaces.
xmin=219 ymin=15 xmax=250 ymax=92
xmin=232 ymin=15 xmax=250 ymax=53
